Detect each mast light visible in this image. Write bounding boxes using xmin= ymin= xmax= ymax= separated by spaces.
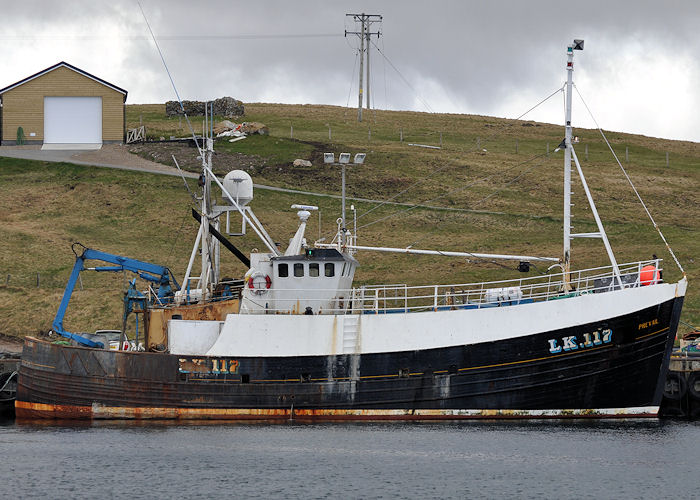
xmin=339 ymin=153 xmax=351 ymax=164
xmin=324 ymin=153 xmax=335 ymax=164
xmin=353 ymin=153 xmax=366 ymax=164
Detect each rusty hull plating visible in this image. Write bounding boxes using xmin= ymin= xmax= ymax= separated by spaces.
xmin=15 ymin=294 xmax=683 ymax=421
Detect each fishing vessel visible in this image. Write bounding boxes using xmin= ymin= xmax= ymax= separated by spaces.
xmin=16 ymin=41 xmax=687 ymax=420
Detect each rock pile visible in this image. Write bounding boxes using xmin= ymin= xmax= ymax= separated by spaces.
xmin=165 ymin=97 xmax=245 ymax=118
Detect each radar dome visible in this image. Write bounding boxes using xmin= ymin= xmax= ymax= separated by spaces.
xmin=222 ymin=170 xmax=253 ymax=206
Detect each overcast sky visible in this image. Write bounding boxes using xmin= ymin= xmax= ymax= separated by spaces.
xmin=2 ymin=1 xmax=700 ymax=142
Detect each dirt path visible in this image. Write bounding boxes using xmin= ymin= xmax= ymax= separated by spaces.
xmin=0 ymin=144 xmax=194 ymax=178
xmin=74 ymin=144 xmax=189 ymax=176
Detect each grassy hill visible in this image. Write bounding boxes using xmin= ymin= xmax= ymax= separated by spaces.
xmin=0 ymin=102 xmax=697 ymax=339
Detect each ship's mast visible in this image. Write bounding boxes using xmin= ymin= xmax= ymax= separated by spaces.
xmin=563 ymin=42 xmax=578 ymax=289
xmin=562 ymin=40 xmax=623 ymax=290
xmin=200 ymin=102 xmax=214 ymax=298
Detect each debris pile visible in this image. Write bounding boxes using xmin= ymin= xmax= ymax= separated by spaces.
xmin=214 ymin=121 xmax=269 ymax=143
xmin=165 ymin=97 xmax=245 ymax=118
xmin=240 ymin=122 xmax=269 ymax=135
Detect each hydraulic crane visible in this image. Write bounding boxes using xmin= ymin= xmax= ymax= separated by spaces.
xmin=51 ymin=243 xmax=180 ymax=348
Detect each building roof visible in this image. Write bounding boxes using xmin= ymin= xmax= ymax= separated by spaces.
xmin=0 ymin=61 xmax=128 ymax=100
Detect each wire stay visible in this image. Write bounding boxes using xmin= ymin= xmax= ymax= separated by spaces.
xmin=574 ymin=84 xmax=685 ymax=276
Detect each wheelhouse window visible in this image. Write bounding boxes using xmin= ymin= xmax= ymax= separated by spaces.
xmin=294 ymin=263 xmax=304 ymax=277
xmin=341 ymin=262 xmax=347 ymax=276
xmin=309 ymin=263 xmax=319 ymax=277
xmin=325 ymin=263 xmax=335 ymax=277
xmin=278 ymin=263 xmax=288 ymax=277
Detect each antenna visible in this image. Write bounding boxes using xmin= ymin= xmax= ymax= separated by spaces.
xmin=137 ymin=1 xmax=203 ymax=158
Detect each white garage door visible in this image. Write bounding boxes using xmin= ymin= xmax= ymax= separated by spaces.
xmin=44 ymin=96 xmax=102 ymax=144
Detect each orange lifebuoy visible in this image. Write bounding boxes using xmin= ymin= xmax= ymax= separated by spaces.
xmin=640 ymin=265 xmax=660 ymax=286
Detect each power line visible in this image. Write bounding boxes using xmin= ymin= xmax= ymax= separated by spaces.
xmin=370 ymin=39 xmax=434 ymax=114
xmin=346 ymin=49 xmax=359 ymax=108
xmin=358 ymin=151 xmax=549 ymax=231
xmin=355 ymin=85 xmax=564 ymax=224
xmin=0 ymin=33 xmax=342 ymax=40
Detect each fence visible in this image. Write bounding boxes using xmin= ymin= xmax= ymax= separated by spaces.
xmin=1 ymin=270 xmax=126 ymax=290
xmin=2 ymin=272 xmax=67 ymax=289
xmin=284 ymin=123 xmax=675 ymax=166
xmin=126 ymin=125 xmax=146 ymax=144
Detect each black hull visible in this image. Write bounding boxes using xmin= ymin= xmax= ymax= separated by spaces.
xmin=16 ymin=296 xmax=684 ymax=419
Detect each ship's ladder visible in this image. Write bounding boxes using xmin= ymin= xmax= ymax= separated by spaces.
xmin=342 ymin=315 xmax=360 ymax=354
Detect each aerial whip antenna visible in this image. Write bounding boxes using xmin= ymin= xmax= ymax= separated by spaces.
xmin=137 ymin=1 xmax=203 ymax=157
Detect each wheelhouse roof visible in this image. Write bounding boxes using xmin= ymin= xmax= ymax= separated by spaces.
xmin=0 ymin=61 xmax=128 ymax=100
xmin=273 ymin=248 xmax=358 ymax=263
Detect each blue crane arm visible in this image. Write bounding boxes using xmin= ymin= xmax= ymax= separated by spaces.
xmin=82 ymin=249 xmax=180 ymax=289
xmin=52 ymin=246 xmax=180 ymax=348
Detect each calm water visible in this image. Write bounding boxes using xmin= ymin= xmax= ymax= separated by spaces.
xmin=1 ymin=418 xmax=698 ymax=499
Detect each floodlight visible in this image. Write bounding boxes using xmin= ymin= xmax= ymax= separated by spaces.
xmin=573 ymin=39 xmax=584 ymax=50
xmin=324 ymin=153 xmax=335 ymax=164
xmin=353 ymin=153 xmax=366 ymax=164
xmin=339 ymin=153 xmax=351 ymax=164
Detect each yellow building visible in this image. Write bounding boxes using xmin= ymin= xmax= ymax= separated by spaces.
xmin=0 ymin=61 xmax=127 ymax=146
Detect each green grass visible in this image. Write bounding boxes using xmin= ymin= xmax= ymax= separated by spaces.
xmin=1 ymin=102 xmax=698 ymax=339
xmin=215 ymin=135 xmax=315 ymax=165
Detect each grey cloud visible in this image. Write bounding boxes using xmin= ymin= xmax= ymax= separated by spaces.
xmin=1 ymin=0 xmax=699 ymax=140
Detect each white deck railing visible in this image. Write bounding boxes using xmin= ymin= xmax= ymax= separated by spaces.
xmin=251 ymin=259 xmax=662 ymax=315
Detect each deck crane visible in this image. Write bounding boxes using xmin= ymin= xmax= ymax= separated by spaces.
xmin=51 ymin=243 xmax=180 ymax=348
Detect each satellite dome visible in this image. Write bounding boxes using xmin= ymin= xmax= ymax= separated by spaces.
xmin=222 ymin=170 xmax=253 ymax=206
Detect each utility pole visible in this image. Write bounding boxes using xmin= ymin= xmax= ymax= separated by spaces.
xmin=345 ymin=13 xmax=382 ymax=122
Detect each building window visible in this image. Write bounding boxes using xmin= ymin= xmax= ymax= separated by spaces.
xmin=325 ymin=263 xmax=335 ymax=277
xmin=309 ymin=263 xmax=319 ymax=277
xmin=294 ymin=263 xmax=304 ymax=277
xmin=278 ymin=263 xmax=288 ymax=277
